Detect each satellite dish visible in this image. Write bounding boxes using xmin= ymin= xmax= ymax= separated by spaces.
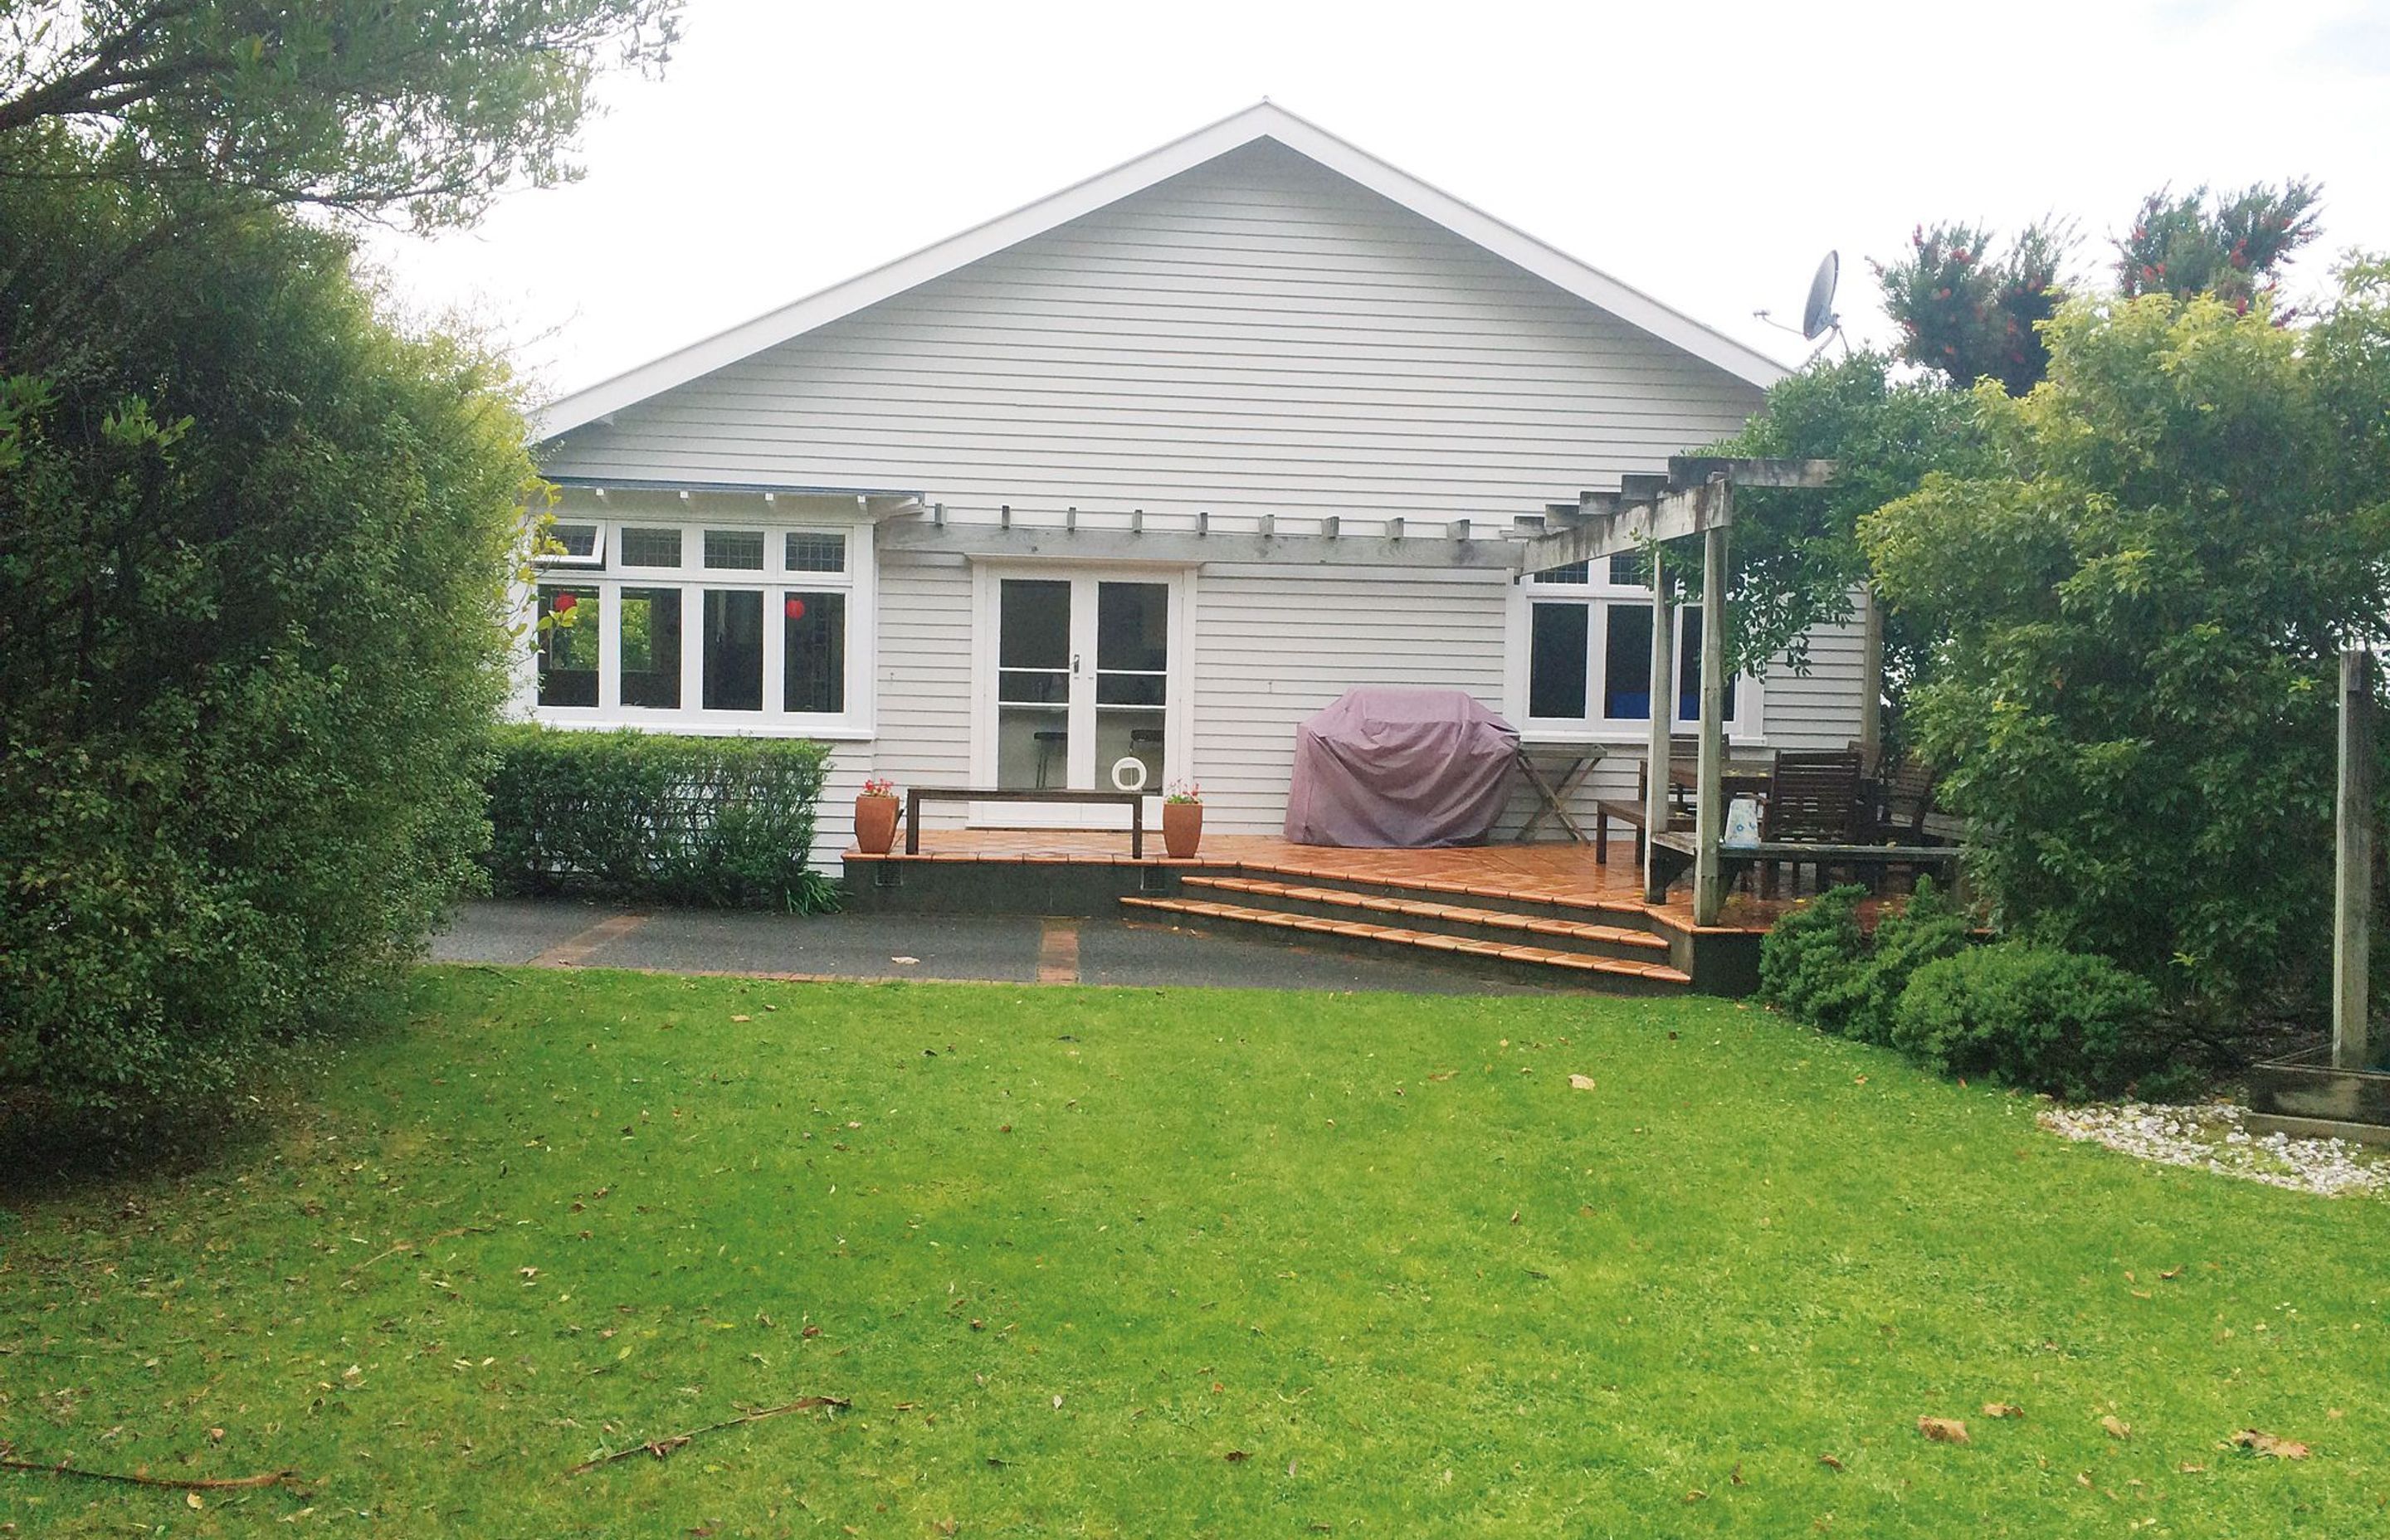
xmin=1801 ymin=250 xmax=1841 ymax=340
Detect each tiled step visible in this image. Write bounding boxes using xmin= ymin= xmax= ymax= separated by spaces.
xmin=1119 ymin=895 xmax=1692 ymax=993
xmin=1217 ymin=858 xmax=1654 ymax=925
xmin=1181 ymin=875 xmax=1673 ymax=964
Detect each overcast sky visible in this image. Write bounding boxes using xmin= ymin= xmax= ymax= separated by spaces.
xmin=364 ymin=0 xmax=2390 ymax=403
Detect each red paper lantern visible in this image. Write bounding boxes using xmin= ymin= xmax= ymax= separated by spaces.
xmin=552 ymin=592 xmax=577 ymax=614
xmin=784 ymin=596 xmax=807 ymax=621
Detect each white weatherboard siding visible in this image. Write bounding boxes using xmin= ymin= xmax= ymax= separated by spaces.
xmin=539 ymin=139 xmax=1763 ymax=519
xmin=532 ymin=126 xmax=1866 ymax=855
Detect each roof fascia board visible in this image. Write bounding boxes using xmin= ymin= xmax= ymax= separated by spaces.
xmin=533 ymin=102 xmax=1785 ymax=441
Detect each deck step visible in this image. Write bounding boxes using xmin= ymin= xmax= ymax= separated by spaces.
xmin=1182 ymin=875 xmax=1671 ymax=953
xmin=1119 ymin=895 xmax=1691 ymax=991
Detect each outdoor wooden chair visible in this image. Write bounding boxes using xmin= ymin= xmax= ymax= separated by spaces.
xmin=1757 ymin=748 xmax=1866 ymax=894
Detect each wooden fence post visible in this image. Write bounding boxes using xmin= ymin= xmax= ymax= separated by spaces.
xmin=2334 ymin=648 xmax=2373 ymax=1071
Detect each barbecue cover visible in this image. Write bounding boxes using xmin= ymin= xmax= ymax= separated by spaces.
xmin=1282 ymin=688 xmax=1520 ymax=847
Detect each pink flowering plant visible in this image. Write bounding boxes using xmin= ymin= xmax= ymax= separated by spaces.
xmin=1163 ymin=779 xmax=1202 ymax=805
xmin=860 ymin=776 xmax=897 ymax=799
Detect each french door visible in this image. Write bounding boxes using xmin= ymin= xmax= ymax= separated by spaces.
xmin=974 ymin=568 xmax=1187 ymax=826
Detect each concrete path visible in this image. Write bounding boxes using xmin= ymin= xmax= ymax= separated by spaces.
xmin=431 ymin=898 xmax=1558 ymax=995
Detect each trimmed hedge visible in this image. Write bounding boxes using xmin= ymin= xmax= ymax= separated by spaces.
xmin=1893 ymin=943 xmax=2173 ymax=1102
xmin=486 ymin=727 xmax=838 ymax=911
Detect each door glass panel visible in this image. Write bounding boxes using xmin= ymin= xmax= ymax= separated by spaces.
xmin=702 ymin=590 xmax=763 ymax=711
xmin=537 ymin=586 xmax=599 ymax=707
xmin=782 ymin=591 xmax=845 ymax=714
xmin=1527 ymin=602 xmax=1588 ymax=719
xmin=997 ymin=579 xmax=1071 ymax=788
xmin=620 ymin=587 xmax=682 ymax=709
xmin=1603 ymin=602 xmax=1654 ymax=720
xmin=1095 ymin=582 xmax=1168 ymax=792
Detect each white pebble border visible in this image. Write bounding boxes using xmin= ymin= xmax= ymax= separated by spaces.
xmin=2038 ymin=1099 xmax=2390 ymax=1198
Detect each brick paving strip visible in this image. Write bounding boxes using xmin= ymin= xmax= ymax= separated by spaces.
xmin=1036 ymin=918 xmax=1081 ymax=983
xmin=529 ymin=912 xmax=651 ymax=967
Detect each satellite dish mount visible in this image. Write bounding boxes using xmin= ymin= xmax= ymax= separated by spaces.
xmin=1754 ymin=250 xmax=1846 ymax=359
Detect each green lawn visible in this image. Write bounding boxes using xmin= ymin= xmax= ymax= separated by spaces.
xmin=2 ymin=969 xmax=2384 ymax=1537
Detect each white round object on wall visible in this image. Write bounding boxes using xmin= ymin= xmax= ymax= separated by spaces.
xmin=1110 ymin=757 xmax=1149 ymax=792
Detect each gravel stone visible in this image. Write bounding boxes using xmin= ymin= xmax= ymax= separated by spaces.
xmin=2038 ymin=1099 xmax=2389 ymax=1197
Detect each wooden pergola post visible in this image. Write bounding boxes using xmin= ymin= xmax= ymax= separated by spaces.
xmin=1693 ymin=498 xmax=1730 ymax=925
xmin=1641 ymin=547 xmax=1674 ymax=904
xmin=1859 ymin=583 xmax=1884 ymax=774
xmin=2334 ymin=648 xmax=2374 ymax=1070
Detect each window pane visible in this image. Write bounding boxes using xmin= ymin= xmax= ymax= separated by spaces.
xmin=1604 ymin=602 xmax=1655 ymax=719
xmin=1096 ymin=582 xmax=1168 ymax=673
xmin=1532 ymin=560 xmax=1590 ymax=584
xmin=998 ymin=669 xmax=1066 ymax=704
xmin=537 ymin=586 xmax=599 ymax=707
xmin=782 ymin=591 xmax=846 ymax=714
xmin=1676 ymin=608 xmax=1738 ymax=723
xmin=999 ymin=579 xmax=1070 ymax=670
xmin=784 ymin=532 xmax=846 ymax=573
xmin=619 ymin=587 xmax=682 ymax=709
xmin=1608 ymin=552 xmax=1652 ymax=587
xmin=1097 ymin=708 xmax=1163 ymax=792
xmin=1095 ymin=673 xmax=1166 ymax=706
xmin=548 ymin=522 xmax=598 ymax=559
xmin=702 ymin=590 xmax=763 ymax=710
xmin=1528 ymin=602 xmax=1589 ymax=719
xmin=620 ymin=527 xmax=681 ymax=568
xmin=704 ymin=529 xmax=765 ymax=571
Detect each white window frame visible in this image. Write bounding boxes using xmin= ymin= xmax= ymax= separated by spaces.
xmin=535 ymin=519 xmax=607 ymax=568
xmin=1502 ymin=561 xmax=1763 ymax=744
xmin=529 ymin=514 xmax=874 ymax=741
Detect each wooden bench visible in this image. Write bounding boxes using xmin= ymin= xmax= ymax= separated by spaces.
xmin=1593 ymin=735 xmax=1697 ymax=863
xmin=904 ymin=787 xmax=1147 ymax=857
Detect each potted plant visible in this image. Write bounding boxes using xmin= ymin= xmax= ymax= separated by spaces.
xmin=855 ymin=776 xmax=900 ymax=855
xmin=1162 ymin=779 xmax=1204 ymax=859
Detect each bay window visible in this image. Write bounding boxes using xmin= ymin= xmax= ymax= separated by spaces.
xmin=529 ymin=512 xmax=868 ymax=734
xmin=1517 ymin=559 xmax=1752 ymax=736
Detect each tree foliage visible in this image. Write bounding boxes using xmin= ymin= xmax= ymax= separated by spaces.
xmin=2115 ymin=181 xmax=2321 ymax=312
xmin=1700 ymin=351 xmax=1989 ymax=685
xmin=1861 ymin=272 xmax=2390 ymax=1016
xmin=1876 ymin=221 xmax=2068 ymax=394
xmin=0 ymin=154 xmax=534 ymax=1133
xmin=0 ymin=0 xmax=680 ymax=227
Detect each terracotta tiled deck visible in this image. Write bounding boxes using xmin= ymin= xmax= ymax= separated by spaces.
xmin=844 ymin=830 xmax=1808 ymax=935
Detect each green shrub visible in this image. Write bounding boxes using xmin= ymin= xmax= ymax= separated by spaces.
xmin=1892 ymin=943 xmax=2168 ymax=1100
xmin=1851 ymin=877 xmax=1974 ymax=1045
xmin=0 ymin=196 xmax=520 ymax=1137
xmin=485 ymin=727 xmax=838 ymax=911
xmin=1757 ymin=885 xmax=1873 ymax=1034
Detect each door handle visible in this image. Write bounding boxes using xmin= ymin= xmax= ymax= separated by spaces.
xmin=1072 ymin=653 xmax=1081 ymax=677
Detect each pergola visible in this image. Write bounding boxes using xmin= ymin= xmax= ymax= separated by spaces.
xmin=1518 ymin=456 xmax=1841 ymax=925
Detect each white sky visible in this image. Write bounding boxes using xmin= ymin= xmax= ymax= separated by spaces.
xmin=364 ymin=0 xmax=2390 ymax=404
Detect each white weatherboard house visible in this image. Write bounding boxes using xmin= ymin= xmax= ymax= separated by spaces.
xmin=524 ymin=104 xmax=1867 ymax=864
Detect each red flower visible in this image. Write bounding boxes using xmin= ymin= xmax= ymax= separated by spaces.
xmin=552 ymin=592 xmax=577 ymax=614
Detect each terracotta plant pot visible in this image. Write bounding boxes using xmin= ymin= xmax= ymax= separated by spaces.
xmin=854 ymin=794 xmax=899 ymax=855
xmin=1162 ymin=800 xmax=1203 ymax=859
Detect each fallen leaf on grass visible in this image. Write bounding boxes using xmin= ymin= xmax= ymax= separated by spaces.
xmin=2227 ymin=1429 xmax=2310 ymax=1460
xmin=1983 ymin=1403 xmax=2024 ymax=1420
xmin=1223 ymin=1450 xmax=1252 ymax=1463
xmin=1917 ymin=1417 xmax=1969 ymax=1445
xmin=1683 ymin=1489 xmax=1706 ymax=1503
xmin=1568 ymin=1074 xmax=1597 ymax=1091
xmin=1817 ymin=1454 xmax=1844 ymax=1471
xmin=730 ymin=1014 xmax=751 ymax=1023
xmin=2178 ymin=1463 xmax=2207 ymax=1474
xmin=2158 ymin=1266 xmax=2183 ymax=1279
xmin=2101 ymin=1416 xmax=2132 ymax=1440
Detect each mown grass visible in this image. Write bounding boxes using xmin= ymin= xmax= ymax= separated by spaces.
xmin=1 ymin=967 xmax=2384 ymax=1537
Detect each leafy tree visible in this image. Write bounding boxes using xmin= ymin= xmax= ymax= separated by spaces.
xmin=1860 ymin=271 xmax=2390 ymax=1021
xmin=0 ymin=0 xmax=680 ymax=227
xmin=1876 ymin=221 xmax=2068 ymax=394
xmin=2116 ymin=181 xmax=2321 ymax=312
xmin=0 ymin=173 xmax=536 ymax=1132
xmin=1698 ymin=353 xmax=1990 ymax=712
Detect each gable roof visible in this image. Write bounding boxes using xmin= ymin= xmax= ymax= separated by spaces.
xmin=533 ymin=101 xmax=1788 ymax=441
